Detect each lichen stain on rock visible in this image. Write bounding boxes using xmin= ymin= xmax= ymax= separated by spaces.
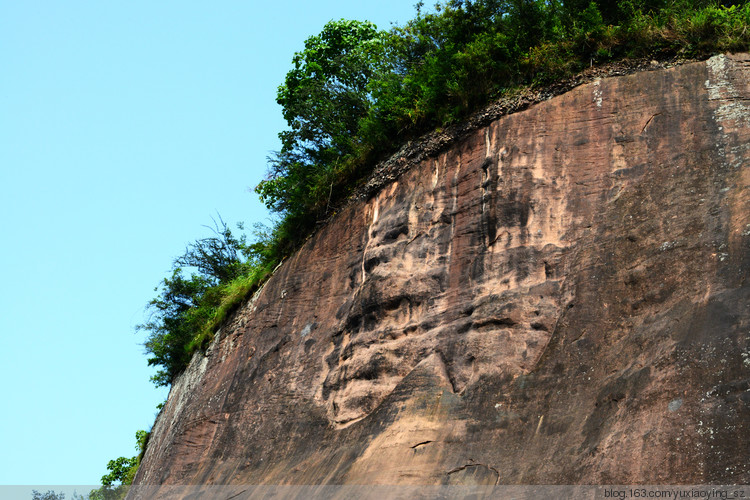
xmin=133 ymin=54 xmax=750 ymax=488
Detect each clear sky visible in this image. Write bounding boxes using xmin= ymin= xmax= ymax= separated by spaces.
xmin=0 ymin=0 xmax=419 ymax=486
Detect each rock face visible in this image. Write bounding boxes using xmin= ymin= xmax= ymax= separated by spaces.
xmin=134 ymin=54 xmax=750 ymax=486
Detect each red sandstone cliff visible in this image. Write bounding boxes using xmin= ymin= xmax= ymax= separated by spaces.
xmin=133 ymin=54 xmax=750 ymax=486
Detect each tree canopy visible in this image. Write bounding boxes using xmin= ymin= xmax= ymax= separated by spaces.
xmin=140 ymin=218 xmax=252 ymax=386
xmin=257 ymin=20 xmax=384 ymax=222
xmin=90 ymin=430 xmax=149 ymax=500
xmin=256 ymin=0 xmax=750 ymax=264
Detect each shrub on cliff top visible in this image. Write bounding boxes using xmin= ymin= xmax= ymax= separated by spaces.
xmin=139 ymin=217 xmax=258 ymax=386
xmin=257 ymin=0 xmax=750 ymax=258
xmin=141 ymin=0 xmax=750 ymax=388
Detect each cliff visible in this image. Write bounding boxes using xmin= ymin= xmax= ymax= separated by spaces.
xmin=134 ymin=54 xmax=750 ymax=486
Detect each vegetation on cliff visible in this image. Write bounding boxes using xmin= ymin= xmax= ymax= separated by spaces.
xmin=89 ymin=430 xmax=149 ymax=499
xmin=139 ymin=0 xmax=750 ymax=389
xmin=138 ymin=217 xmax=271 ymax=386
xmin=256 ymin=0 xmax=750 ymax=263
xmin=107 ymin=0 xmax=750 ymax=485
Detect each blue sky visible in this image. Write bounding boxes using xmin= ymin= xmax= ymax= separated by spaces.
xmin=0 ymin=0 xmax=418 ymax=486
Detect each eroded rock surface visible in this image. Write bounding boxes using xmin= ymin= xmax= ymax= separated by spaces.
xmin=134 ymin=54 xmax=750 ymax=487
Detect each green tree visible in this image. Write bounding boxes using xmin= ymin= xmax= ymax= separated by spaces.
xmin=89 ymin=431 xmax=149 ymax=500
xmin=277 ymin=19 xmax=382 ymax=159
xmin=140 ymin=269 xmax=212 ymax=386
xmin=363 ymin=0 xmax=529 ymax=132
xmin=100 ymin=456 xmax=138 ymax=486
xmin=140 ymin=218 xmax=250 ymax=386
xmin=257 ymin=19 xmax=385 ymax=224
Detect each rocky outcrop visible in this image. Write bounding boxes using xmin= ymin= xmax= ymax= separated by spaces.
xmin=134 ymin=54 xmax=750 ymax=486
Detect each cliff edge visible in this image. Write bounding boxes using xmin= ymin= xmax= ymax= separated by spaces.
xmin=134 ymin=54 xmax=750 ymax=485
